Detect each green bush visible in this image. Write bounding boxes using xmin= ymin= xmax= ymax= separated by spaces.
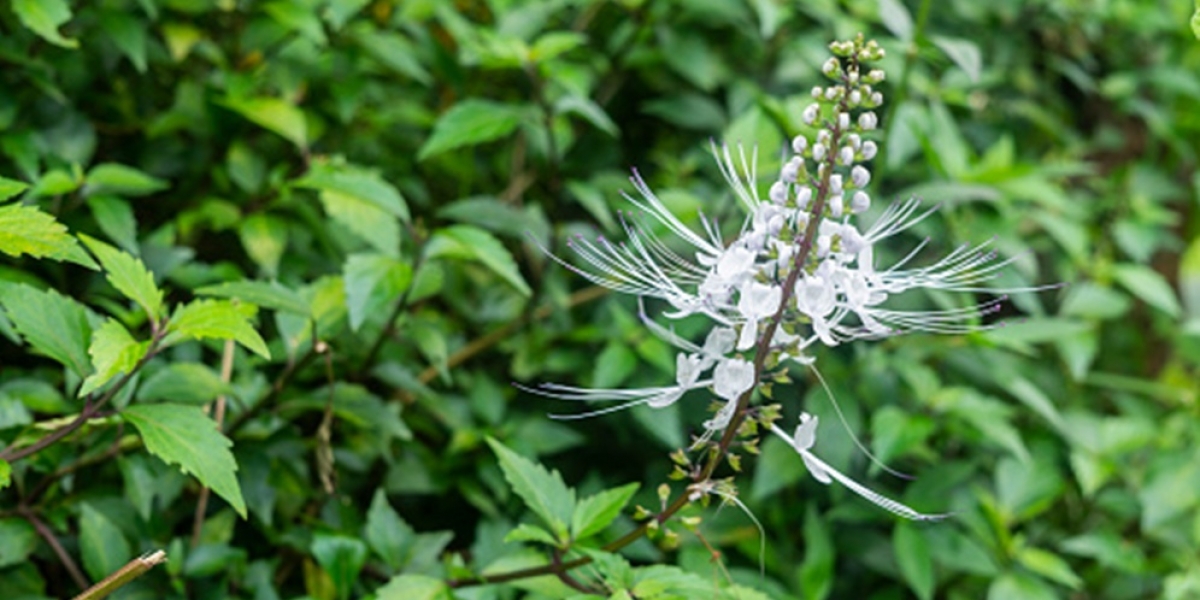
xmin=1 ymin=1 xmax=1198 ymax=599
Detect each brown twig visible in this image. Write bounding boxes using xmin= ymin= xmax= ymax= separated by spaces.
xmin=20 ymin=506 xmax=89 ymax=591
xmin=71 ymin=550 xmax=167 ymax=600
xmin=191 ymin=339 xmax=236 ymax=548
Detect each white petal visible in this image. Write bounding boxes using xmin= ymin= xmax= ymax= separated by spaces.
xmin=713 ymin=357 xmax=755 ymax=401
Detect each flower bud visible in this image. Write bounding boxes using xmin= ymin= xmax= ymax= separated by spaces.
xmin=868 ymin=69 xmax=886 ymax=83
xmin=795 ymin=185 xmax=813 ymax=209
xmin=870 ymin=91 xmax=883 ymax=106
xmin=822 ymin=57 xmax=840 ymax=76
xmin=846 ymin=133 xmax=862 ymax=149
xmin=802 ymin=103 xmax=819 ymax=125
xmin=838 ymin=112 xmax=850 ymax=130
xmin=829 ymin=174 xmax=843 ymax=194
xmin=812 ymin=143 xmax=826 ymax=162
xmin=839 ymin=146 xmax=855 ymax=165
xmin=811 ymin=86 xmax=823 ymax=99
xmin=849 ymin=90 xmax=862 ymax=106
xmin=769 ymin=180 xmax=788 ymax=204
xmin=862 ymin=140 xmax=878 ymax=160
xmin=781 ymin=156 xmax=802 ymax=183
xmin=829 ymin=194 xmax=844 ymax=218
xmin=858 ymin=112 xmax=878 ymax=131
xmin=851 ymin=190 xmax=870 ymax=213
xmin=851 ymin=165 xmax=870 ymax=188
xmin=816 ymin=129 xmax=831 ymax=144
xmin=792 ymin=135 xmax=808 ymax=154
xmin=825 ymin=87 xmax=839 ymax=100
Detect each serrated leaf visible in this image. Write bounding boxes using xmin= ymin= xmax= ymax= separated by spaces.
xmin=166 ymin=299 xmax=270 ymax=359
xmin=0 ymin=177 xmax=28 ymax=202
xmin=84 ymin=163 xmax=168 ymax=197
xmin=138 ymin=363 xmax=230 ymax=404
xmin=223 ymin=97 xmax=308 ymax=149
xmin=295 ymin=162 xmax=409 ymax=223
xmin=571 ymin=482 xmax=639 ymax=541
xmin=87 ymin=195 xmax=139 ymax=254
xmin=237 ymin=213 xmax=288 ymax=277
xmin=78 ymin=504 xmax=132 ymax=582
xmin=80 ymin=234 xmax=164 ymax=321
xmin=318 ymin=188 xmax=401 ymax=257
xmin=0 ymin=204 xmax=98 ymax=269
xmin=894 ymin=522 xmax=935 ymax=600
xmin=931 ymin=36 xmax=982 ymax=83
xmin=0 ymin=284 xmax=94 ymax=378
xmin=122 ymin=403 xmax=246 ymax=517
xmin=1112 ymin=264 xmax=1181 ymax=317
xmin=485 ymin=437 xmax=575 ymax=539
xmin=504 ymin=523 xmax=561 ymax=546
xmin=79 ymin=318 xmax=148 ymax=397
xmin=418 ymin=100 xmax=523 ymax=160
xmin=196 ymin=280 xmax=311 ymax=316
xmin=1016 ymin=546 xmax=1082 ymax=589
xmin=12 ymin=0 xmax=78 ymax=48
xmin=425 ymin=225 xmax=531 ymax=296
xmin=376 ymin=574 xmax=452 ymax=600
xmin=311 ymin=534 xmax=367 ymax=600
xmin=344 ymin=253 xmax=412 ymax=331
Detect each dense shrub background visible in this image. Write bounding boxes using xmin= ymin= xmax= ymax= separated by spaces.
xmin=1 ymin=0 xmax=1199 ymax=598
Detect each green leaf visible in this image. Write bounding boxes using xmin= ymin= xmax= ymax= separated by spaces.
xmin=365 ymin=489 xmax=413 ymax=570
xmin=79 ymin=318 xmax=148 ymax=397
xmin=311 ymin=534 xmax=368 ymax=600
xmin=80 ymin=234 xmax=164 ymax=321
xmin=84 ymin=163 xmax=168 ymax=197
xmin=87 ymin=195 xmax=139 ymax=254
xmin=295 ymin=162 xmax=410 ymax=223
xmin=0 ymin=204 xmax=98 ymax=269
xmin=425 ymin=225 xmax=531 ymax=296
xmin=353 ymin=25 xmax=431 ymax=84
xmin=555 ymin=95 xmax=619 ymax=137
xmin=894 ymin=522 xmax=935 ymax=600
xmin=196 ymin=280 xmax=311 ymax=317
xmin=99 ymin=11 xmax=148 ymax=72
xmin=122 ymin=403 xmax=246 ymax=518
xmin=12 ymin=0 xmax=78 ymax=48
xmin=166 ymin=299 xmax=270 ymax=359
xmin=223 ymin=97 xmax=309 ymax=149
xmin=0 ymin=460 xmax=9 ymax=491
xmin=0 ymin=517 xmax=36 ymax=568
xmin=930 ymin=36 xmax=982 ymax=83
xmin=0 ymin=284 xmax=94 ymax=378
xmin=344 ymin=253 xmax=412 ymax=331
xmin=237 ymin=213 xmax=288 ymax=277
xmin=504 ymin=523 xmax=561 ymax=546
xmin=1016 ymin=546 xmax=1082 ymax=590
xmin=78 ymin=504 xmax=132 ymax=582
xmin=987 ymin=571 xmax=1057 ymax=600
xmin=571 ymin=482 xmax=639 ymax=541
xmin=0 ymin=176 xmax=28 ymax=202
xmin=485 ymin=437 xmax=575 ymax=539
xmin=436 ymin=196 xmax=544 ymax=240
xmin=264 ymin=0 xmax=328 ymax=45
xmin=418 ymin=100 xmax=523 ymax=160
xmin=1193 ymin=0 xmax=1200 ymax=40
xmin=376 ymin=574 xmax=453 ymax=600
xmin=138 ymin=363 xmax=230 ymax=404
xmin=1112 ymin=264 xmax=1181 ymax=317
xmin=317 ymin=187 xmax=401 ymax=257
xmin=877 ymin=0 xmax=913 ymax=41
xmin=798 ymin=509 xmax=833 ymax=600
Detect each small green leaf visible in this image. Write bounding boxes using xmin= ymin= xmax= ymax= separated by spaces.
xmin=12 ymin=0 xmax=78 ymax=48
xmin=353 ymin=26 xmax=431 ymax=84
xmin=365 ymin=489 xmax=413 ymax=570
xmin=29 ymin=169 xmax=80 ymax=198
xmin=0 ymin=177 xmax=28 ymax=202
xmin=84 ymin=163 xmax=168 ymax=197
xmin=555 ymin=95 xmax=618 ymax=137
xmin=0 ymin=284 xmax=94 ymax=378
xmin=80 ymin=234 xmax=164 ymax=321
xmin=1193 ymin=0 xmax=1200 ymax=39
xmin=295 ymin=162 xmax=410 ymax=223
xmin=425 ymin=225 xmax=531 ymax=296
xmin=504 ymin=523 xmax=561 ymax=546
xmin=987 ymin=571 xmax=1058 ymax=600
xmin=78 ymin=504 xmax=132 ymax=582
xmin=196 ymin=280 xmax=311 ymax=316
xmin=0 ymin=517 xmax=36 ymax=567
xmin=877 ymin=0 xmax=914 ymax=41
xmin=122 ymin=403 xmax=246 ymax=518
xmin=485 ymin=437 xmax=575 ymax=539
xmin=376 ymin=574 xmax=453 ymax=600
xmin=930 ymin=36 xmax=982 ymax=83
xmin=138 ymin=363 xmax=230 ymax=404
xmin=223 ymin=97 xmax=309 ymax=149
xmin=317 ymin=187 xmax=400 ymax=257
xmin=1113 ymin=264 xmax=1182 ymax=317
xmin=0 ymin=204 xmax=98 ymax=269
xmin=311 ymin=534 xmax=368 ymax=600
xmin=0 ymin=460 xmax=9 ymax=491
xmin=264 ymin=0 xmax=328 ymax=46
xmin=894 ymin=522 xmax=935 ymax=600
xmin=237 ymin=213 xmax=288 ymax=277
xmin=99 ymin=11 xmax=148 ymax=72
xmin=1016 ymin=546 xmax=1082 ymax=590
xmin=418 ymin=100 xmax=523 ymax=160
xmin=86 ymin=195 xmax=139 ymax=254
xmin=79 ymin=318 xmax=148 ymax=397
xmin=166 ymin=299 xmax=270 ymax=359
xmin=344 ymin=253 xmax=412 ymax=331
xmin=571 ymin=482 xmax=639 ymax=541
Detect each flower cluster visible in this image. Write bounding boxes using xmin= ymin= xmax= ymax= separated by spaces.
xmin=523 ymin=36 xmax=1040 ymax=519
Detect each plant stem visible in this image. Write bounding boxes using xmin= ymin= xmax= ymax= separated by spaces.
xmin=191 ymin=339 xmax=236 ymax=547
xmin=72 ymin=550 xmax=167 ymax=600
xmin=21 ymin=506 xmax=88 ymax=592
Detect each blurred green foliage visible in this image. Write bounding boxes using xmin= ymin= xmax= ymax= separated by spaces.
xmin=1 ymin=0 xmax=1199 ymax=598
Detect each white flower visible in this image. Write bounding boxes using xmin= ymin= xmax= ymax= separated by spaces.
xmin=771 ymin=415 xmax=948 ymax=521
xmin=713 ymin=357 xmax=754 ymax=401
